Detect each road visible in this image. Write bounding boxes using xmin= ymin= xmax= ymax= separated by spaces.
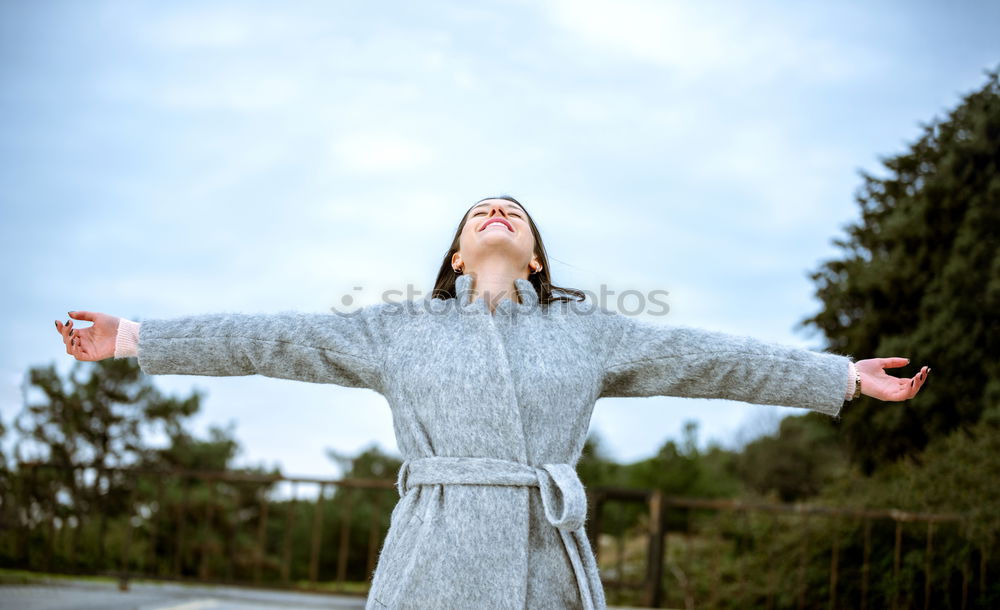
xmin=0 ymin=578 xmax=659 ymax=609
xmin=0 ymin=579 xmax=366 ymax=610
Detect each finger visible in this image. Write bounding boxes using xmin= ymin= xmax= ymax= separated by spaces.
xmin=70 ymin=336 xmax=85 ymax=360
xmin=881 ymin=357 xmax=910 ymax=369
xmin=77 ymin=330 xmax=93 ymax=354
xmin=56 ymin=321 xmax=71 ymax=347
xmin=68 ymin=311 xmax=97 ymax=322
xmin=908 ymin=369 xmax=928 ymax=397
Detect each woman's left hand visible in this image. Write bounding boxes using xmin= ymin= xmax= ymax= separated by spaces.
xmin=855 ymin=357 xmax=929 ymax=401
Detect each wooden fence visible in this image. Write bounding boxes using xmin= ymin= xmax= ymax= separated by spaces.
xmin=2 ymin=463 xmax=992 ymax=608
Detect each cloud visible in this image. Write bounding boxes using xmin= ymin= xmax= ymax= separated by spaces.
xmin=331 ymin=132 xmax=435 ymax=173
xmin=131 ymin=4 xmax=319 ymax=50
xmin=542 ymin=0 xmax=885 ymax=84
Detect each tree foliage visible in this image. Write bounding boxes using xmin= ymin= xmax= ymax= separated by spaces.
xmin=4 ymin=359 xmax=259 ymax=576
xmin=14 ymin=358 xmax=202 ymax=472
xmin=800 ymin=66 xmax=1000 ymax=472
xmin=736 ymin=413 xmax=847 ymax=502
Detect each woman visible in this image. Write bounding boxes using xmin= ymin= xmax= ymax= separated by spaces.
xmin=54 ymin=195 xmax=929 ymax=610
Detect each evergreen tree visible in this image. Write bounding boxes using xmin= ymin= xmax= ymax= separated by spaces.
xmin=13 ymin=358 xmax=203 ymax=530
xmin=800 ymin=66 xmax=1000 ymax=472
xmin=321 ymin=445 xmax=401 ymax=582
xmin=8 ymin=358 xmax=213 ymax=573
xmin=736 ymin=413 xmax=847 ymax=501
xmin=14 ymin=358 xmax=202 ymax=472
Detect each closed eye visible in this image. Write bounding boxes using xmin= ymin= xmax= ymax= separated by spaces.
xmin=471 ymin=209 xmax=523 ymax=218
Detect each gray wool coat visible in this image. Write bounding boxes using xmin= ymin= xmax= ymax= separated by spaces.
xmin=136 ymin=273 xmax=853 ymax=609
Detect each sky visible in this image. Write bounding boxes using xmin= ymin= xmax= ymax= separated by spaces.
xmin=2 ymin=0 xmax=998 ymax=478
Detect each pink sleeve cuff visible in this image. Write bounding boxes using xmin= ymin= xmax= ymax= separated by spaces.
xmin=845 ymin=360 xmax=857 ymax=401
xmin=114 ymin=318 xmax=140 ymax=359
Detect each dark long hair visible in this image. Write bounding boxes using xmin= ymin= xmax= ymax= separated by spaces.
xmin=431 ymin=195 xmax=586 ymax=305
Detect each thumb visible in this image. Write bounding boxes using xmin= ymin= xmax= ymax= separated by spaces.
xmin=880 ymin=357 xmax=910 ymax=369
xmin=68 ymin=310 xmax=97 ymax=322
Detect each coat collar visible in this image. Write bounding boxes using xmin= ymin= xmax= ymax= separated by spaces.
xmin=453 ymin=273 xmax=540 ymax=314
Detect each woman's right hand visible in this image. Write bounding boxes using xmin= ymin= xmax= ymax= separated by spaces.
xmin=55 ymin=311 xmax=120 ymax=361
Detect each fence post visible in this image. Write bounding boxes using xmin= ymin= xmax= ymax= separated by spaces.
xmin=254 ymin=490 xmax=270 ymax=585
xmin=225 ymin=480 xmax=239 ymax=583
xmin=199 ymin=479 xmax=217 ymax=581
xmin=174 ymin=481 xmax=189 ymax=579
xmin=281 ymin=481 xmax=299 ymax=584
xmin=336 ymin=487 xmax=355 ymax=585
xmin=308 ymin=482 xmax=327 ymax=586
xmin=644 ymin=489 xmax=665 ymax=608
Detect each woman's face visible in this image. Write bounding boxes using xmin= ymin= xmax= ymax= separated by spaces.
xmin=453 ymin=198 xmax=539 ymax=274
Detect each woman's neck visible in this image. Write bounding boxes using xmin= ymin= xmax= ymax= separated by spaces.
xmin=465 ymin=261 xmax=527 ymax=312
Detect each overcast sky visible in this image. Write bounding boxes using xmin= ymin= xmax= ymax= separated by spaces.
xmin=2 ymin=0 xmax=998 ymax=478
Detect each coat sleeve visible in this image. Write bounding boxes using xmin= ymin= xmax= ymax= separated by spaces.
xmin=598 ymin=312 xmax=852 ymax=416
xmin=137 ymin=304 xmax=390 ymax=394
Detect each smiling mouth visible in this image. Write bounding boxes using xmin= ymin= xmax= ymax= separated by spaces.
xmin=479 ymin=218 xmax=514 ymax=232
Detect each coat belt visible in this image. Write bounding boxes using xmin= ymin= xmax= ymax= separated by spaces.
xmin=395 ymin=456 xmax=606 ymax=610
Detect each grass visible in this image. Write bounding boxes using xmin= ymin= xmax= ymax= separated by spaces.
xmin=0 ymin=568 xmax=118 ymax=585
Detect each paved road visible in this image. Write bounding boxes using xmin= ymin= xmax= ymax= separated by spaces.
xmin=0 ymin=578 xmax=659 ymax=609
xmin=0 ymin=579 xmax=367 ymax=610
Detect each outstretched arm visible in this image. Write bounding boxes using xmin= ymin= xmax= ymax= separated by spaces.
xmin=598 ymin=313 xmax=928 ymax=417
xmin=55 ymin=307 xmax=390 ymax=393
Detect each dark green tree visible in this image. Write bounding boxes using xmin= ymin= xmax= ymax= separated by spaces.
xmin=317 ymin=444 xmax=402 ymax=583
xmin=800 ymin=66 xmax=1000 ymax=473
xmin=9 ymin=358 xmax=209 ymax=573
xmin=736 ymin=413 xmax=847 ymax=502
xmin=577 ymin=431 xmax=624 ymax=490
xmin=0 ymin=414 xmax=10 ymax=545
xmin=132 ymin=423 xmax=273 ymax=582
xmin=14 ymin=358 xmax=202 ymax=472
xmin=0 ymin=414 xmax=7 ymax=466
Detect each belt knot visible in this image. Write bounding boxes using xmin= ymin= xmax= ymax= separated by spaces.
xmin=396 ymin=456 xmax=586 ymax=532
